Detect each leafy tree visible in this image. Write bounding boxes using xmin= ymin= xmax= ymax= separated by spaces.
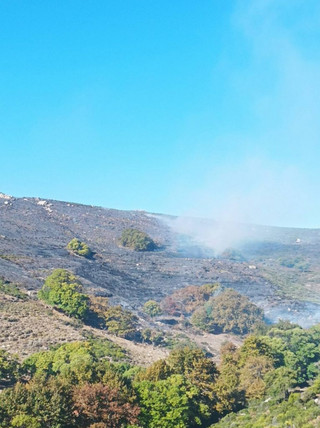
xmin=143 ymin=300 xmax=162 ymax=317
xmin=104 ymin=305 xmax=138 ymax=339
xmin=135 ymin=374 xmax=199 ymax=428
xmin=0 ymin=377 xmax=74 ymax=428
xmin=119 ymin=228 xmax=157 ymax=251
xmin=23 ymin=340 xmax=125 ymax=383
xmin=239 ymin=355 xmax=274 ymax=399
xmin=38 ymin=269 xmax=89 ymax=319
xmin=192 ymin=289 xmax=263 ymax=335
xmin=67 ymin=238 xmax=92 ymax=258
xmin=161 ymin=283 xmax=220 ymax=317
xmin=0 ymin=349 xmax=19 ymax=385
xmin=137 ymin=359 xmax=172 ymax=382
xmin=73 ymin=382 xmax=140 ymax=428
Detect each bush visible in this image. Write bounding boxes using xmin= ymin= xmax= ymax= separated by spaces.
xmin=38 ymin=269 xmax=89 ymax=319
xmin=191 ymin=289 xmax=263 ymax=335
xmin=0 ymin=279 xmax=27 ymax=300
xmin=143 ymin=300 xmax=162 ymax=317
xmin=67 ymin=238 xmax=92 ymax=258
xmin=161 ymin=283 xmax=220 ymax=316
xmin=104 ymin=305 xmax=138 ymax=339
xmin=119 ymin=229 xmax=157 ymax=251
xmin=0 ymin=350 xmax=19 ymax=385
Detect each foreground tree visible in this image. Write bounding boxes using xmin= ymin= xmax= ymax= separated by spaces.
xmin=38 ymin=269 xmax=89 ymax=319
xmin=73 ymin=382 xmax=140 ymax=428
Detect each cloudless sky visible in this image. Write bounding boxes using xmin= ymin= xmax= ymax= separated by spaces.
xmin=1 ymin=0 xmax=320 ymax=227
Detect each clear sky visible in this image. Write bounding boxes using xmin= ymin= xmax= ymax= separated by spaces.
xmin=1 ymin=0 xmax=320 ymax=227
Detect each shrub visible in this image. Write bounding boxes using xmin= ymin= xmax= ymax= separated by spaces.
xmin=119 ymin=228 xmax=157 ymax=251
xmin=143 ymin=300 xmax=162 ymax=317
xmin=67 ymin=238 xmax=92 ymax=258
xmin=73 ymin=382 xmax=140 ymax=428
xmin=161 ymin=283 xmax=220 ymax=316
xmin=0 ymin=350 xmax=19 ymax=384
xmin=38 ymin=269 xmax=89 ymax=319
xmin=104 ymin=305 xmax=138 ymax=339
xmin=0 ymin=279 xmax=27 ymax=300
xmin=191 ymin=289 xmax=263 ymax=335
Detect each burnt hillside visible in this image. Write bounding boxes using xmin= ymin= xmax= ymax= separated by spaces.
xmin=1 ymin=192 xmax=320 ymax=324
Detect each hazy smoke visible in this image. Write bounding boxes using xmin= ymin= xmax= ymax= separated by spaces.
xmin=171 ymin=0 xmax=320 ymax=230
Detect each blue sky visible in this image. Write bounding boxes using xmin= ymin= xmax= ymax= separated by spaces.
xmin=1 ymin=0 xmax=320 ymax=227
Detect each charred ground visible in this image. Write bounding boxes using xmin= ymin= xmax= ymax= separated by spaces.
xmin=0 ymin=192 xmax=320 ymax=325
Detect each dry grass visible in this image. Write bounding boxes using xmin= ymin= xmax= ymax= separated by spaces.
xmin=0 ymin=293 xmax=169 ymax=365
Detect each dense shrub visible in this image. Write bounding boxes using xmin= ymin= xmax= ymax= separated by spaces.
xmin=191 ymin=289 xmax=264 ymax=335
xmin=161 ymin=283 xmax=220 ymax=316
xmin=67 ymin=238 xmax=92 ymax=258
xmin=143 ymin=300 xmax=162 ymax=317
xmin=0 ymin=350 xmax=19 ymax=385
xmin=0 ymin=279 xmax=27 ymax=300
xmin=38 ymin=269 xmax=89 ymax=319
xmin=104 ymin=305 xmax=138 ymax=339
xmin=72 ymin=382 xmax=140 ymax=427
xmin=0 ymin=377 xmax=74 ymax=428
xmin=23 ymin=340 xmax=126 ymax=382
xmin=119 ymin=228 xmax=157 ymax=251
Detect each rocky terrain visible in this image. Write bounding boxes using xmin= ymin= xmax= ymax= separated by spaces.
xmin=1 ymin=192 xmax=320 ymax=326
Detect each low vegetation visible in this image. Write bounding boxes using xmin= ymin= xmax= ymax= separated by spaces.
xmin=143 ymin=300 xmax=162 ymax=317
xmin=0 ymin=279 xmax=27 ymax=300
xmin=67 ymin=238 xmax=92 ymax=258
xmin=119 ymin=228 xmax=157 ymax=251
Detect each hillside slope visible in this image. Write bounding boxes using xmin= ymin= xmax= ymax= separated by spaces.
xmin=0 ymin=192 xmax=320 ymax=325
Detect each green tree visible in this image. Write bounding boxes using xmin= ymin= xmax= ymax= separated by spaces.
xmin=38 ymin=269 xmax=89 ymax=319
xmin=119 ymin=229 xmax=157 ymax=251
xmin=0 ymin=349 xmax=19 ymax=385
xmin=0 ymin=377 xmax=74 ymax=428
xmin=192 ymin=289 xmax=263 ymax=335
xmin=67 ymin=238 xmax=92 ymax=258
xmin=135 ymin=374 xmax=199 ymax=428
xmin=143 ymin=300 xmax=162 ymax=317
xmin=104 ymin=305 xmax=138 ymax=339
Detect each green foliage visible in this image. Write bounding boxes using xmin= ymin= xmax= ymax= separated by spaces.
xmin=0 ymin=349 xmax=19 ymax=384
xmin=0 ymin=279 xmax=27 ymax=300
xmin=3 ymin=298 xmax=320 ymax=428
xmin=161 ymin=283 xmax=221 ymax=316
xmin=119 ymin=228 xmax=157 ymax=251
xmin=23 ymin=339 xmax=125 ymax=382
xmin=191 ymin=289 xmax=264 ymax=335
xmin=135 ymin=374 xmax=199 ymax=428
xmin=0 ymin=377 xmax=74 ymax=428
xmin=11 ymin=414 xmax=41 ymax=428
xmin=104 ymin=305 xmax=138 ymax=339
xmin=67 ymin=238 xmax=92 ymax=258
xmin=214 ymin=390 xmax=320 ymax=428
xmin=38 ymin=269 xmax=89 ymax=319
xmin=278 ymin=256 xmax=310 ymax=271
xmin=143 ymin=300 xmax=162 ymax=317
